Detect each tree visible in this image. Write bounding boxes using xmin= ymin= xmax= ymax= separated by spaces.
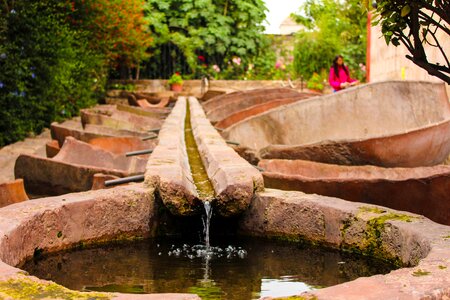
xmin=0 ymin=1 xmax=103 ymax=146
xmin=292 ymin=0 xmax=367 ymax=80
xmin=369 ymin=0 xmax=450 ymax=83
xmin=70 ymin=0 xmax=153 ymax=79
xmin=143 ymin=0 xmax=267 ymax=78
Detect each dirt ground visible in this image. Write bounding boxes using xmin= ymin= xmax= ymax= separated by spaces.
xmin=0 ymin=129 xmax=51 ymax=183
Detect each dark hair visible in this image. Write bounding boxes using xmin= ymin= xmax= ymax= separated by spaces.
xmin=332 ymin=55 xmax=349 ymax=77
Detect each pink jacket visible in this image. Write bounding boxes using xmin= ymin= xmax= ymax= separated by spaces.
xmin=329 ymin=66 xmax=356 ymax=91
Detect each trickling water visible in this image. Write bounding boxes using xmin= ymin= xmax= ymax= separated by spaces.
xmin=184 ymin=99 xmax=215 ymax=201
xmin=203 ymin=201 xmax=213 ymax=249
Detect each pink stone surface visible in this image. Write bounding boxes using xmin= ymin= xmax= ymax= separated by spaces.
xmin=205 ymin=88 xmax=305 ymax=123
xmin=51 ymin=119 xmax=148 ymax=148
xmin=259 ymin=159 xmax=450 ymax=225
xmin=15 ymin=137 xmax=147 ymax=196
xmin=224 ymin=81 xmax=450 ymax=167
xmin=145 ymin=97 xmax=200 ymax=216
xmin=189 ymin=97 xmax=264 ymax=216
xmin=81 ymin=105 xmax=163 ymax=132
xmin=0 ymin=184 xmax=200 ymax=299
xmin=0 ymin=179 xmax=28 ymax=208
xmin=239 ymin=189 xmax=450 ymax=300
xmin=202 ymin=87 xmax=301 ymax=114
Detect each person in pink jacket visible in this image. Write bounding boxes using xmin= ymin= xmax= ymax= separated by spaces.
xmin=329 ymin=55 xmax=359 ymax=92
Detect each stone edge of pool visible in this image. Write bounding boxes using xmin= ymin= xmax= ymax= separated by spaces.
xmin=0 ymin=185 xmax=447 ymax=299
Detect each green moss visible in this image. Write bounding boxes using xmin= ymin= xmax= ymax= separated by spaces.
xmin=339 ymin=212 xmax=417 ymax=267
xmin=184 ymin=100 xmax=215 ymax=201
xmin=358 ymin=206 xmax=386 ymax=214
xmin=57 ymin=231 xmax=62 ymax=238
xmin=0 ymin=277 xmax=110 ymax=299
xmin=412 ymin=269 xmax=431 ymax=276
xmin=443 ymin=235 xmax=450 ymax=239
xmin=438 ymin=265 xmax=447 ymax=270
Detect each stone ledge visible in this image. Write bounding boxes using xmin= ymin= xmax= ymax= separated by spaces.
xmin=240 ymin=189 xmax=450 ymax=299
xmin=0 ymin=184 xmax=199 ymax=299
xmin=189 ymin=97 xmax=264 ymax=216
xmin=145 ymin=97 xmax=199 ymax=215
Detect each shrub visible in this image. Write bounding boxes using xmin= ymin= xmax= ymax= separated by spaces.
xmin=0 ymin=1 xmax=105 ymax=146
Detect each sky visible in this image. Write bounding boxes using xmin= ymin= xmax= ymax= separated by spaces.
xmin=263 ymin=0 xmax=305 ymax=34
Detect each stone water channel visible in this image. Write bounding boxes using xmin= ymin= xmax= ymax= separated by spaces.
xmin=0 ymin=94 xmax=449 ymax=299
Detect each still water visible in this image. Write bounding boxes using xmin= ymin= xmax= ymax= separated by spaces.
xmin=22 ymin=237 xmax=395 ymax=299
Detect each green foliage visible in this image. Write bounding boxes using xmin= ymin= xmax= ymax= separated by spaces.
xmin=369 ymin=0 xmax=450 ymax=83
xmin=167 ymin=72 xmax=183 ymax=85
xmin=307 ymin=73 xmax=325 ymax=91
xmin=292 ymin=0 xmax=367 ymax=80
xmin=70 ymin=0 xmax=152 ymax=75
xmin=0 ymin=1 xmax=105 ymax=147
xmin=144 ymin=0 xmax=268 ymax=78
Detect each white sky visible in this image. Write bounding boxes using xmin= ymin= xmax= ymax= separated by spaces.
xmin=263 ymin=0 xmax=305 ymax=34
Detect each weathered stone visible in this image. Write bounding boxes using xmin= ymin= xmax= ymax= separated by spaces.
xmin=189 ymin=97 xmax=264 ymax=216
xmin=239 ymin=189 xmax=450 ymax=299
xmin=127 ymin=93 xmax=170 ymax=108
xmin=214 ymin=97 xmax=307 ymax=130
xmin=200 ymin=89 xmax=227 ymax=101
xmin=0 ymin=184 xmax=199 ymax=299
xmin=205 ymin=88 xmax=306 ymax=123
xmin=51 ymin=119 xmax=148 ymax=148
xmin=45 ymin=139 xmax=60 ymax=158
xmin=15 ymin=137 xmax=147 ymax=196
xmin=259 ymin=159 xmax=450 ymax=225
xmin=0 ymin=179 xmax=28 ymax=208
xmin=224 ymin=81 xmax=450 ymax=167
xmin=81 ymin=105 xmax=163 ymax=132
xmin=145 ymin=97 xmax=200 ymax=216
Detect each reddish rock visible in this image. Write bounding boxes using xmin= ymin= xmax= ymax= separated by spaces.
xmin=239 ymin=189 xmax=450 ymax=300
xmin=259 ymin=159 xmax=450 ymax=225
xmin=215 ymin=97 xmax=307 ymax=130
xmin=81 ymin=105 xmax=163 ymax=132
xmin=200 ymin=89 xmax=227 ymax=101
xmin=206 ymin=88 xmax=308 ymax=123
xmin=116 ymin=103 xmax=171 ymax=118
xmin=15 ymin=137 xmax=147 ymax=196
xmin=51 ymin=119 xmax=148 ymax=148
xmin=0 ymin=184 xmax=199 ymax=299
xmin=202 ymin=88 xmax=301 ymax=115
xmin=0 ymin=179 xmax=28 ymax=208
xmin=224 ymin=81 xmax=450 ymax=167
xmin=189 ymin=97 xmax=264 ymax=217
xmin=127 ymin=93 xmax=170 ymax=108
xmin=145 ymin=97 xmax=200 ymax=216
xmin=45 ymin=139 xmax=60 ymax=158
xmin=88 ymin=136 xmax=156 ymax=155
xmin=91 ymin=173 xmax=120 ymax=190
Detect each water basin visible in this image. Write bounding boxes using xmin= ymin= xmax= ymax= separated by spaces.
xmin=21 ymin=237 xmax=395 ymax=299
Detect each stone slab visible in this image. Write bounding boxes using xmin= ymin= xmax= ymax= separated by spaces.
xmin=239 ymin=189 xmax=450 ymax=300
xmin=189 ymin=97 xmax=264 ymax=216
xmin=224 ymin=81 xmax=450 ymax=167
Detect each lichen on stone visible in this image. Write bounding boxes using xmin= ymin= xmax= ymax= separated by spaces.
xmin=412 ymin=269 xmax=431 ymax=276
xmin=0 ymin=276 xmax=110 ymax=299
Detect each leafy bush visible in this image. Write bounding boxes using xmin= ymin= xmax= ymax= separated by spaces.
xmin=0 ymin=1 xmax=105 ymax=146
xmin=306 ymin=73 xmax=324 ymax=91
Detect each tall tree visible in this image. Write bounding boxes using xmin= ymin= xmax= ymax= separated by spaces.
xmin=143 ymin=0 xmax=267 ymax=78
xmin=70 ymin=0 xmax=153 ymax=79
xmin=368 ymin=0 xmax=450 ymax=84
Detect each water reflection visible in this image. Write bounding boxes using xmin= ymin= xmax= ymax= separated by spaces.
xmin=21 ymin=237 xmax=395 ymax=299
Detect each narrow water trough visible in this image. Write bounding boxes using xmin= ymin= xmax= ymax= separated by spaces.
xmin=145 ymin=96 xmax=263 ymax=216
